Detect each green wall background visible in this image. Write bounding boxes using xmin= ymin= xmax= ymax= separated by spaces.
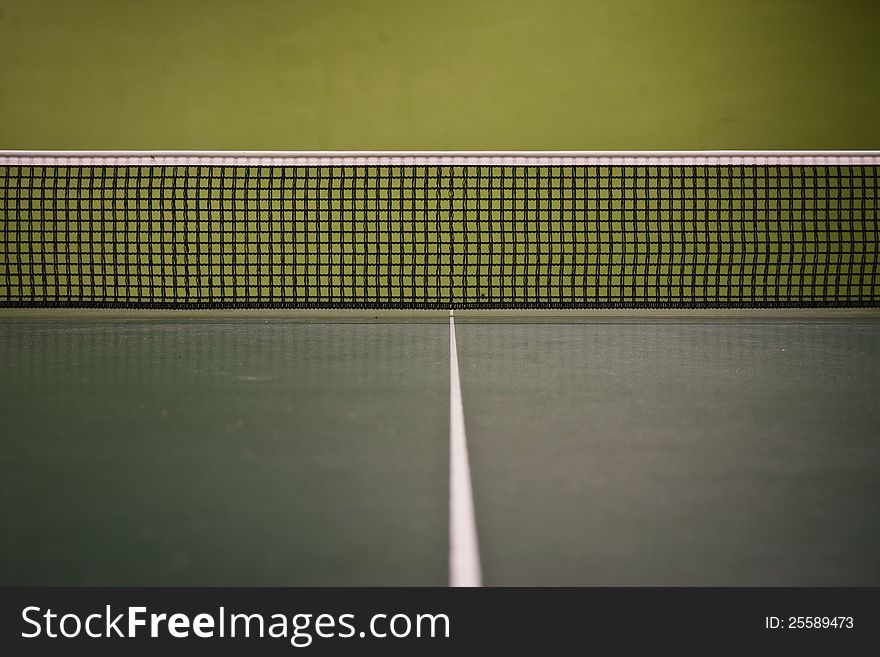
xmin=1 ymin=0 xmax=878 ymax=149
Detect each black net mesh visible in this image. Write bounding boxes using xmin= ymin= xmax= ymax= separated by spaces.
xmin=1 ymin=155 xmax=878 ymax=308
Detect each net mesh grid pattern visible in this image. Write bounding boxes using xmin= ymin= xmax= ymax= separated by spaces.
xmin=1 ymin=153 xmax=878 ymax=308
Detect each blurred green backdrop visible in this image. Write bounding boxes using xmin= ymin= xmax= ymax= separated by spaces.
xmin=1 ymin=0 xmax=878 ymax=149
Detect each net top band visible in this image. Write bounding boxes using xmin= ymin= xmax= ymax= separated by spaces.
xmin=2 ymin=150 xmax=880 ymax=167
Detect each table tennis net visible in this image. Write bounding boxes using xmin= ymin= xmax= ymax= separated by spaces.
xmin=1 ymin=152 xmax=878 ymax=308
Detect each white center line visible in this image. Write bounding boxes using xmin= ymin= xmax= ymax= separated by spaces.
xmin=449 ymin=309 xmax=483 ymax=587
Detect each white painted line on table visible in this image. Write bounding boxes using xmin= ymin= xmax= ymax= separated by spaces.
xmin=449 ymin=309 xmax=482 ymax=587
